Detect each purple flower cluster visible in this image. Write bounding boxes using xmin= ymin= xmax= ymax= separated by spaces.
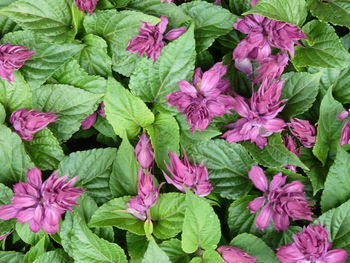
xmin=0 ymin=168 xmax=84 ymax=234
xmin=74 ymin=0 xmax=99 ymax=14
xmin=81 ymin=102 xmax=106 ymax=130
xmin=247 ymin=166 xmax=312 ymax=231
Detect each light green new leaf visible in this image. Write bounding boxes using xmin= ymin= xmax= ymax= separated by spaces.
xmin=24 ymin=128 xmax=65 ymax=171
xmin=71 ymin=215 xmax=127 ymax=263
xmin=308 ymin=0 xmax=350 ymax=29
xmin=129 ymin=24 xmax=195 ymax=109
xmin=182 ymin=190 xmax=221 ymax=253
xmin=242 ymin=133 xmax=309 ymax=171
xmin=104 ymin=78 xmax=154 ymax=139
xmin=312 ymin=87 xmax=344 ymax=165
xmin=110 ymin=138 xmax=138 ymax=197
xmin=33 ymin=84 xmax=102 ymax=142
xmin=202 ymin=250 xmax=225 ymax=263
xmin=33 ymin=249 xmax=73 ymax=263
xmin=230 ymin=233 xmax=280 ymax=263
xmin=146 ymin=113 xmax=180 ymax=171
xmin=0 ymin=0 xmax=76 ymax=43
xmin=59 ymin=148 xmax=116 ymax=204
xmin=142 ymin=238 xmax=171 ymax=263
xmin=0 ymin=71 xmax=32 ymax=112
xmin=181 ymin=1 xmax=236 ymax=52
xmin=244 ymin=0 xmax=307 ymax=26
xmin=188 ymin=139 xmax=254 ymax=199
xmin=0 ymin=125 xmax=34 ymax=185
xmin=77 ymin=34 xmax=112 ymax=77
xmin=84 ymin=10 xmax=159 ymax=76
xmin=1 ymin=31 xmax=83 ymax=89
xmin=52 ymin=59 xmax=106 ymax=94
xmin=321 ymin=148 xmax=350 ymax=212
xmin=294 ymin=20 xmax=350 ymax=69
xmin=280 ymin=72 xmax=321 ymax=119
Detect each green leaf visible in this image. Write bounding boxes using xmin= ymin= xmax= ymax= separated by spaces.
xmin=321 ymin=148 xmax=350 ymax=212
xmin=126 ymin=233 xmax=148 ymax=263
xmin=23 ymin=236 xmax=48 ymax=263
xmin=89 ymin=196 xmax=145 ymax=235
xmin=242 ymin=133 xmax=309 ymax=171
xmin=160 ymin=239 xmax=190 ymax=263
xmin=33 ymin=84 xmax=102 ymax=142
xmin=181 ymin=190 xmax=221 ymax=253
xmin=0 ymin=252 xmax=24 ymax=263
xmin=146 ymin=113 xmax=180 ymax=171
xmin=280 ymin=72 xmax=321 ymax=119
xmin=0 ymin=125 xmax=34 ymax=185
xmin=0 ymin=15 xmax=19 ymax=37
xmin=71 ymin=2 xmax=84 ymax=36
xmin=230 ymin=233 xmax=279 ymax=263
xmin=24 ymin=128 xmax=65 ymax=171
xmin=1 ymin=31 xmax=83 ymax=89
xmin=52 ymin=59 xmax=106 ymax=94
xmin=0 ymin=71 xmax=32 ymax=112
xmin=229 ymin=0 xmax=252 ymax=15
xmin=187 ymin=139 xmax=255 ymax=200
xmin=71 ymin=215 xmax=127 ymax=263
xmin=294 ymin=20 xmax=350 ymax=69
xmin=15 ymin=222 xmax=46 ymax=245
xmin=0 ymin=0 xmax=75 ymax=43
xmin=315 ymin=199 xmax=350 ymax=252
xmin=129 ymin=24 xmax=195 ymax=109
xmin=181 ymin=1 xmax=236 ymax=52
xmin=128 ymin=0 xmax=190 ymax=28
xmin=228 ymin=196 xmax=261 ymax=236
xmin=262 ymin=226 xmax=302 ymax=249
xmin=83 ymin=10 xmax=160 ymax=76
xmin=308 ymin=0 xmax=350 ymax=29
xmin=312 ymin=87 xmax=344 ymax=165
xmin=244 ymin=0 xmax=307 ymax=26
xmin=202 ymin=250 xmax=225 ymax=263
xmin=33 ymin=249 xmax=73 ymax=263
xmin=0 ymin=184 xmax=15 ymax=237
xmin=77 ymin=34 xmax=112 ymax=77
xmin=110 ymin=138 xmax=138 ymax=197
xmin=142 ymin=238 xmax=171 ymax=263
xmin=0 ymin=103 xmax=5 ymax=124
xmin=104 ymin=78 xmax=154 ymax=139
xmin=332 ymin=68 xmax=350 ymax=104
xmin=108 ymin=0 xmax=131 ymax=8
xmin=150 ymin=193 xmax=186 ymax=240
xmin=59 ymin=148 xmax=116 ymax=204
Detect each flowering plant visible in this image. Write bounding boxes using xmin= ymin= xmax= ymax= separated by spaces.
xmin=0 ymin=0 xmax=350 ymax=262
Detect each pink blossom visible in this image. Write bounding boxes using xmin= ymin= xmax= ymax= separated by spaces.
xmin=338 ymin=110 xmax=349 ymax=120
xmin=276 ymin=225 xmax=349 ymax=263
xmin=10 ymin=108 xmax=58 ymax=141
xmin=81 ymin=102 xmax=106 ymax=130
xmin=247 ymin=166 xmax=313 ymax=231
xmin=0 ymin=168 xmax=85 ymax=234
xmin=127 ymin=16 xmax=186 ymax=61
xmin=340 ymin=120 xmax=350 ymax=146
xmin=217 ymin=246 xmax=257 ymax=263
xmin=254 ymin=52 xmax=289 ymax=83
xmin=135 ymin=133 xmax=154 ymax=170
xmin=282 ymin=134 xmax=300 ymax=172
xmin=288 ymin=118 xmax=316 ymax=148
xmin=126 ymin=169 xmax=162 ymax=221
xmin=0 ymin=44 xmax=34 ymax=82
xmin=222 ymin=80 xmax=286 ymax=149
xmin=160 ymin=0 xmax=174 ymax=3
xmin=166 ymin=62 xmax=234 ymax=132
xmin=74 ymin=0 xmax=99 ymax=14
xmin=164 ymin=150 xmax=212 ymax=197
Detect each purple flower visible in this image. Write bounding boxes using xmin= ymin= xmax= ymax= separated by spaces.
xmin=340 ymin=120 xmax=350 ymax=146
xmin=254 ymin=52 xmax=289 ymax=83
xmin=74 ymin=0 xmax=99 ymax=14
xmin=282 ymin=134 xmax=300 ymax=172
xmin=166 ymin=62 xmax=234 ymax=132
xmin=0 ymin=168 xmax=85 ymax=234
xmin=135 ymin=133 xmax=154 ymax=170
xmin=126 ymin=169 xmax=162 ymax=221
xmin=160 ymin=0 xmax=173 ymax=3
xmin=164 ymin=150 xmax=212 ymax=197
xmin=247 ymin=166 xmax=313 ymax=231
xmin=127 ymin=16 xmax=187 ymax=61
xmin=81 ymin=102 xmax=106 ymax=130
xmin=10 ymin=108 xmax=58 ymax=141
xmin=276 ymin=225 xmax=349 ymax=263
xmin=222 ymin=80 xmax=286 ymax=149
xmin=217 ymin=246 xmax=257 ymax=263
xmin=0 ymin=44 xmax=34 ymax=82
xmin=288 ymin=118 xmax=316 ymax=148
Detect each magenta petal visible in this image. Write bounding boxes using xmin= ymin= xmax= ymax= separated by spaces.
xmin=0 ymin=204 xmax=18 ymax=220
xmin=26 ymin=168 xmax=42 ymax=188
xmin=269 ymin=173 xmax=286 ymax=191
xmin=276 ymin=243 xmax=305 ymax=263
xmin=247 ymin=196 xmax=265 ymax=213
xmin=164 ymin=27 xmax=187 ymax=41
xmin=16 ymin=207 xmax=35 ymax=223
xmin=324 ymin=249 xmax=349 ymax=263
xmin=272 ymin=213 xmax=290 ymax=231
xmin=157 ymin=16 xmax=169 ymax=34
xmin=248 ymin=166 xmax=268 ymax=192
xmin=255 ymin=204 xmax=273 ymax=229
